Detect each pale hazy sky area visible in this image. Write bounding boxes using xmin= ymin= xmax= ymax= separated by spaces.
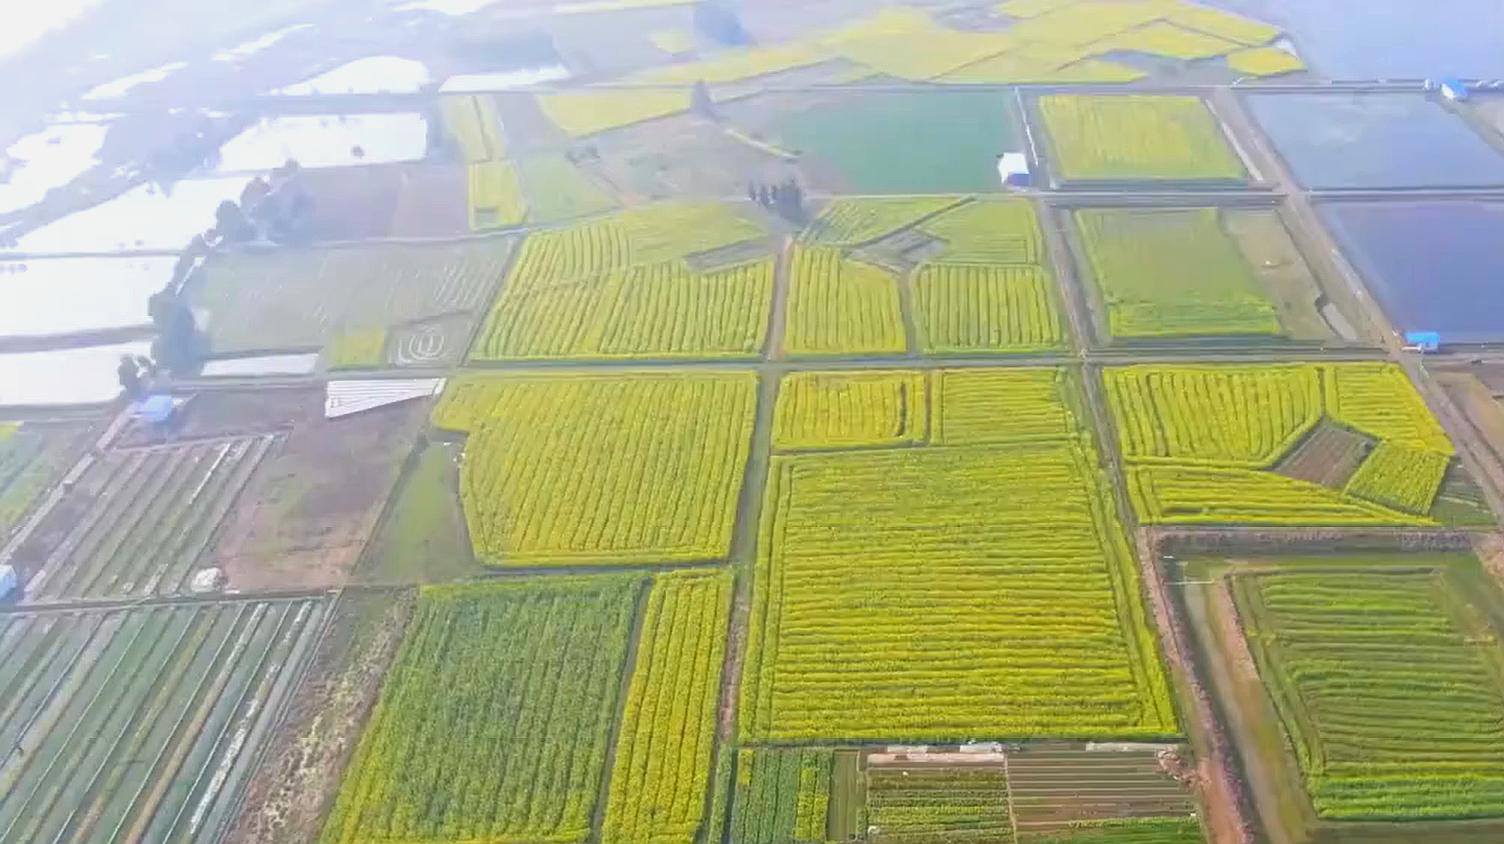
xmin=0 ymin=0 xmax=108 ymax=60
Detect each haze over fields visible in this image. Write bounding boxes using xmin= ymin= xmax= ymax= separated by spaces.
xmin=4 ymin=3 xmax=1504 ymax=844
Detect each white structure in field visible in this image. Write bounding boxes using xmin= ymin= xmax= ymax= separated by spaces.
xmin=997 ymin=152 xmax=1031 ymax=188
xmin=0 ymin=565 xmax=16 ymax=601
xmin=325 ymin=378 xmax=446 ymax=419
xmin=189 ymin=567 xmax=226 ymax=593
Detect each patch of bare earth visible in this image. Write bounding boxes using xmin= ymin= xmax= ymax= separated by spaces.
xmin=1474 ymin=532 xmax=1504 ymax=586
xmin=1273 ymin=420 xmax=1371 ymax=488
xmin=225 ymin=590 xmax=415 ymax=844
xmin=211 ymin=396 xmax=425 ymax=591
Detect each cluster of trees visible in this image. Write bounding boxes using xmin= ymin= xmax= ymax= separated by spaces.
xmin=218 ymin=159 xmax=314 ymax=245
xmin=746 ymin=179 xmax=804 ymax=223
xmin=694 ymin=0 xmax=749 ymax=45
xmin=121 ymin=159 xmax=320 ymax=394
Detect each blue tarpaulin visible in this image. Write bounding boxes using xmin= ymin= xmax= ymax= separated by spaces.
xmin=1405 ymin=331 xmax=1441 ymax=351
xmin=134 ymin=395 xmax=176 ymax=424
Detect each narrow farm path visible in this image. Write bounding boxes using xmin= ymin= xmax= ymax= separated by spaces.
xmin=1135 ymin=531 xmax=1256 ymax=844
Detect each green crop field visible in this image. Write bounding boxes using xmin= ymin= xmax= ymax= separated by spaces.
xmin=792 ymin=198 xmax=1067 ymax=356
xmin=1074 ymin=208 xmax=1282 ymax=339
xmin=866 ymin=767 xmax=1013 ymax=843
xmin=742 ymin=367 xmax=1175 ymax=743
xmin=432 ymin=371 xmax=757 ymax=566
xmin=1038 ymin=95 xmax=1246 ymax=184
xmin=1106 ymin=363 xmax=1461 ymax=526
xmin=918 ymin=200 xmax=1045 ymax=264
xmin=1231 ymin=559 xmax=1504 ymax=820
xmin=16 ymin=434 xmax=278 ymax=601
xmin=730 ymin=749 xmax=836 ymax=844
xmin=320 ymin=578 xmax=638 ymax=844
xmin=188 ymin=240 xmax=514 ymax=355
xmin=913 ymin=200 xmax=1066 ymax=354
xmin=323 ymin=572 xmax=734 ymax=844
xmin=771 ymin=92 xmax=1025 ymax=193
xmin=0 ymin=421 xmax=89 ymax=539
xmin=517 ymin=153 xmax=617 ymax=223
xmin=0 ymin=598 xmax=326 ymax=843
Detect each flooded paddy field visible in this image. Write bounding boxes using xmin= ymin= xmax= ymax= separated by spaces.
xmin=0 ymin=340 xmax=152 ymax=407
xmin=0 ymin=122 xmax=111 ymax=215
xmin=1245 ymin=92 xmax=1504 ymax=189
xmin=1321 ymin=200 xmax=1504 ymax=344
xmin=7 ymin=176 xmax=244 ymax=255
xmin=0 ymin=256 xmax=169 ymax=340
xmin=1215 ymin=0 xmax=1504 ymax=79
xmin=209 ymin=113 xmax=432 ymax=174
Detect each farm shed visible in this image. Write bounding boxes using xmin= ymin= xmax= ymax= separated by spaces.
xmin=997 ymin=152 xmax=1032 ymax=187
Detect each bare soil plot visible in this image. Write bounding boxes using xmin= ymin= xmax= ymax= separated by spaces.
xmin=1006 ymin=745 xmax=1198 ymax=834
xmin=296 ymin=163 xmax=471 ymax=241
xmin=1274 ymin=420 xmax=1372 ymax=487
xmin=208 ymin=388 xmax=426 ymax=591
xmin=391 ymin=166 xmax=471 ymax=237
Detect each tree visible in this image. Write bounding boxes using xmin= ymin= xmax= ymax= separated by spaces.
xmin=117 ymin=355 xmax=143 ymax=400
xmin=690 ymin=80 xmax=715 ymax=117
xmin=213 ymin=200 xmax=254 ymax=243
xmin=147 ymin=291 xmax=204 ymax=375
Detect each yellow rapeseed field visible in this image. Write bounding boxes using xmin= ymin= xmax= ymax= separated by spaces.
xmin=433 ymin=371 xmax=758 ymax=565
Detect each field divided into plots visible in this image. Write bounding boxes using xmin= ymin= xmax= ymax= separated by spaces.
xmin=188 ymin=241 xmax=513 ymax=356
xmin=323 ymin=571 xmax=734 ymax=844
xmin=1072 ymin=208 xmax=1284 ymax=341
xmin=432 ymin=371 xmax=756 ymax=566
xmin=744 ymin=367 xmax=1175 ymax=743
xmin=791 ymin=198 xmax=1066 ymax=356
xmin=472 ymin=202 xmax=773 ymax=361
xmin=1180 ymin=554 xmax=1504 ymax=841
xmin=866 ymin=767 xmax=1013 ymax=843
xmin=725 ymin=747 xmax=1198 ymax=844
xmin=1006 ymin=747 xmax=1197 ymax=836
xmin=0 ymin=421 xmax=90 ymax=539
xmin=0 ymin=597 xmax=326 ymax=844
xmin=1105 ymin=363 xmax=1464 ymax=526
xmin=19 ymin=434 xmax=277 ymax=602
xmin=1234 ymin=564 xmax=1504 ymax=821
